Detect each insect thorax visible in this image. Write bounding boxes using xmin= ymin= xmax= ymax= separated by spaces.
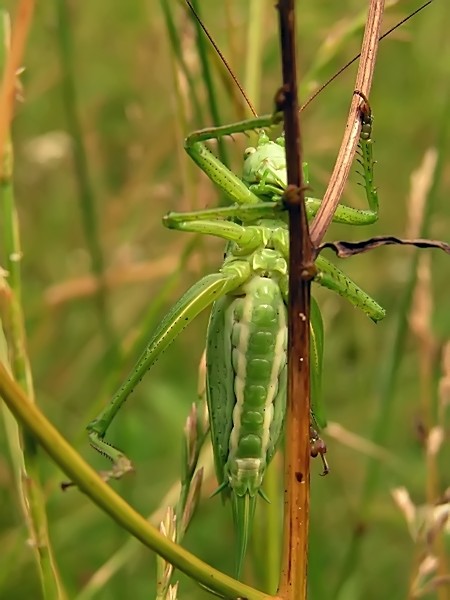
xmin=242 ymin=133 xmax=287 ymax=198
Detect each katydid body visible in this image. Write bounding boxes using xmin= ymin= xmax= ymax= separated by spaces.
xmin=87 ymin=105 xmax=384 ymax=577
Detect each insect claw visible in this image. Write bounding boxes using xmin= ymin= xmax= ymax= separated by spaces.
xmin=319 ymin=454 xmax=330 ymax=477
xmin=60 ymin=480 xmax=75 ymax=491
xmin=310 ymin=427 xmax=329 ymax=475
xmin=60 ymin=456 xmax=134 ymax=490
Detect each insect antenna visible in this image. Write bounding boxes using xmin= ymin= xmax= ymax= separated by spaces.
xmin=185 ymin=0 xmax=258 ymax=118
xmin=301 ymin=0 xmax=434 ymax=112
xmin=185 ymin=1 xmax=433 ymax=122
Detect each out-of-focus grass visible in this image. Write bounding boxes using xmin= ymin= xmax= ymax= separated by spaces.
xmin=0 ymin=1 xmax=449 ymax=598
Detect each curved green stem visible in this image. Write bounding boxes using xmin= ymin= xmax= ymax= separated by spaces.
xmin=0 ymin=361 xmax=276 ymax=600
xmin=0 ymin=11 xmax=66 ymax=598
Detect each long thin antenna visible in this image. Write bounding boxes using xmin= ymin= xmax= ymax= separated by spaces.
xmin=301 ymin=0 xmax=434 ymax=111
xmin=184 ymin=0 xmax=258 ymax=117
xmin=185 ymin=0 xmax=433 ymax=120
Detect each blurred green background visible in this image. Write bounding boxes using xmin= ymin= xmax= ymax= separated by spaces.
xmin=1 ymin=0 xmax=450 ymax=598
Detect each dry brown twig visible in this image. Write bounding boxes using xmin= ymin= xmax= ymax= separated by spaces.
xmin=275 ymin=2 xmax=386 ymax=598
xmin=310 ymin=0 xmax=386 ymax=247
xmin=275 ymin=1 xmax=313 ymax=598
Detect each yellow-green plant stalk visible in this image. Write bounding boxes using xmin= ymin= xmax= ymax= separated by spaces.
xmin=0 ymin=360 xmax=274 ymax=600
xmin=0 ymin=11 xmax=67 ymax=599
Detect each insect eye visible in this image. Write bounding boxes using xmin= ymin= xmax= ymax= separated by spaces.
xmin=244 ymin=147 xmax=256 ymax=158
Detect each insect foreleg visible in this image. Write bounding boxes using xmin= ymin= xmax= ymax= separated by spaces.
xmin=185 ymin=112 xmax=282 ymax=147
xmin=185 ymin=113 xmax=282 ymax=207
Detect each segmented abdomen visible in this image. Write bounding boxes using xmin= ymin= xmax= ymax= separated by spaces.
xmin=206 ymin=275 xmax=287 ymax=497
